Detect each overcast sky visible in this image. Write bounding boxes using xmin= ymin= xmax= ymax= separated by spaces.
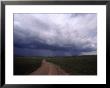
xmin=14 ymin=13 xmax=97 ymax=56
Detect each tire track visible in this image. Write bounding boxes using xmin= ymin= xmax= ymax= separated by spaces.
xmin=30 ymin=59 xmax=69 ymax=75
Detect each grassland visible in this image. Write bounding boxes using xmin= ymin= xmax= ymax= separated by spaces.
xmin=14 ymin=55 xmax=97 ymax=75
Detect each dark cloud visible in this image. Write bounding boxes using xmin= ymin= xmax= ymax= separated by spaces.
xmin=14 ymin=13 xmax=97 ymax=56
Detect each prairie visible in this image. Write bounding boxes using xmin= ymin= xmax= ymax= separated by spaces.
xmin=14 ymin=55 xmax=97 ymax=75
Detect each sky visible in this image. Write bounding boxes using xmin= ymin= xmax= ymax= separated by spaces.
xmin=14 ymin=13 xmax=97 ymax=56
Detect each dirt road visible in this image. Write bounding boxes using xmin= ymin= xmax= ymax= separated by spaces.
xmin=30 ymin=59 xmax=69 ymax=75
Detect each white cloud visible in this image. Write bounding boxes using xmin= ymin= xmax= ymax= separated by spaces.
xmin=14 ymin=13 xmax=97 ymax=54
xmin=80 ymin=51 xmax=97 ymax=55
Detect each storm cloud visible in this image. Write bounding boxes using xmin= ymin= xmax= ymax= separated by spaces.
xmin=14 ymin=13 xmax=97 ymax=56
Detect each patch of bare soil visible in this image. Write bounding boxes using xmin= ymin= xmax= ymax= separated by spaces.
xmin=30 ymin=59 xmax=69 ymax=75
